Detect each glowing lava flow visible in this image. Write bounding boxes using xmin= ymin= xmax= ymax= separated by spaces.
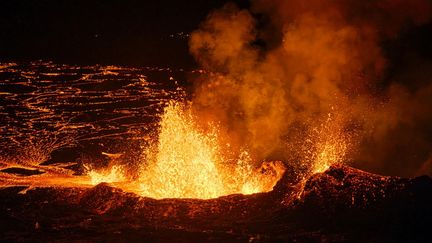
xmin=88 ymin=101 xmax=286 ymax=199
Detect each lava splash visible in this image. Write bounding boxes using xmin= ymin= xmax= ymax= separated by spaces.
xmin=88 ymin=101 xmax=286 ymax=199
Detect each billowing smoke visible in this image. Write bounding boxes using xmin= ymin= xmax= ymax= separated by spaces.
xmin=188 ymin=0 xmax=432 ymax=177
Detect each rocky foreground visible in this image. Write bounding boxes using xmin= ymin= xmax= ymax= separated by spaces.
xmin=0 ymin=165 xmax=431 ymax=242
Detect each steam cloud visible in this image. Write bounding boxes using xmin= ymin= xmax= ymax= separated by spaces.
xmin=188 ymin=0 xmax=432 ymax=177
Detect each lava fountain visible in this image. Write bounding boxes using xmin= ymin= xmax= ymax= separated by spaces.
xmin=88 ymin=100 xmax=286 ymax=199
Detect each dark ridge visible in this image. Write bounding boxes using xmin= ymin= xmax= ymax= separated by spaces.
xmin=0 ymin=165 xmax=431 ymax=242
xmin=1 ymin=167 xmax=45 ymax=176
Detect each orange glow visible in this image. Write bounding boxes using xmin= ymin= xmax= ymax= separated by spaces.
xmin=138 ymin=101 xmax=227 ymax=198
xmin=86 ymin=165 xmax=126 ymax=185
xmin=0 ymin=100 xmax=286 ymax=199
xmin=312 ymin=140 xmax=347 ymax=174
xmin=0 ymin=99 xmax=351 ymax=199
xmin=309 ymin=114 xmax=349 ymax=174
xmin=87 ymin=101 xmax=285 ymax=199
xmin=0 ymin=100 xmax=350 ymax=199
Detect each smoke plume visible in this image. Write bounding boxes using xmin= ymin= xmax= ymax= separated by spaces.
xmin=189 ymin=0 xmax=432 ymax=177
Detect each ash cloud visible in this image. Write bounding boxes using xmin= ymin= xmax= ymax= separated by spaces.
xmin=189 ymin=0 xmax=432 ymax=177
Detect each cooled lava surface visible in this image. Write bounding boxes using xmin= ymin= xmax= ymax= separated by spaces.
xmin=1 ymin=164 xmax=431 ymax=242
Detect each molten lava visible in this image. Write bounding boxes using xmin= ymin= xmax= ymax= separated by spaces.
xmin=86 ymin=165 xmax=126 ymax=185
xmin=0 ymin=98 xmax=349 ymax=199
xmin=138 ymin=101 xmax=227 ymax=198
xmin=310 ymin=115 xmax=349 ymax=174
xmin=0 ymin=95 xmax=349 ymax=200
xmin=87 ymin=101 xmax=286 ymax=199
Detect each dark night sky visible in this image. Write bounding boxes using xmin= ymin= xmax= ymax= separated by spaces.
xmin=0 ymin=0 xmax=249 ymax=68
xmin=0 ymin=0 xmax=431 ymax=70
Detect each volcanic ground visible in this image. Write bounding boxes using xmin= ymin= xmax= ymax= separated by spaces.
xmin=0 ymin=165 xmax=431 ymax=242
xmin=1 ymin=62 xmax=431 ymax=242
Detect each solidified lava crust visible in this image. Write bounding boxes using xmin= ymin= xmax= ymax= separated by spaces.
xmin=1 ymin=164 xmax=431 ymax=242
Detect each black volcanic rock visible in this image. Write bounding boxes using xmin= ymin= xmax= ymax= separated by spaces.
xmin=0 ymin=165 xmax=431 ymax=242
xmin=284 ymin=165 xmax=432 ymax=242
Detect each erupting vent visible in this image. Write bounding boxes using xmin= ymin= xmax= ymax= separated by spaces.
xmin=88 ymin=101 xmax=286 ymax=199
